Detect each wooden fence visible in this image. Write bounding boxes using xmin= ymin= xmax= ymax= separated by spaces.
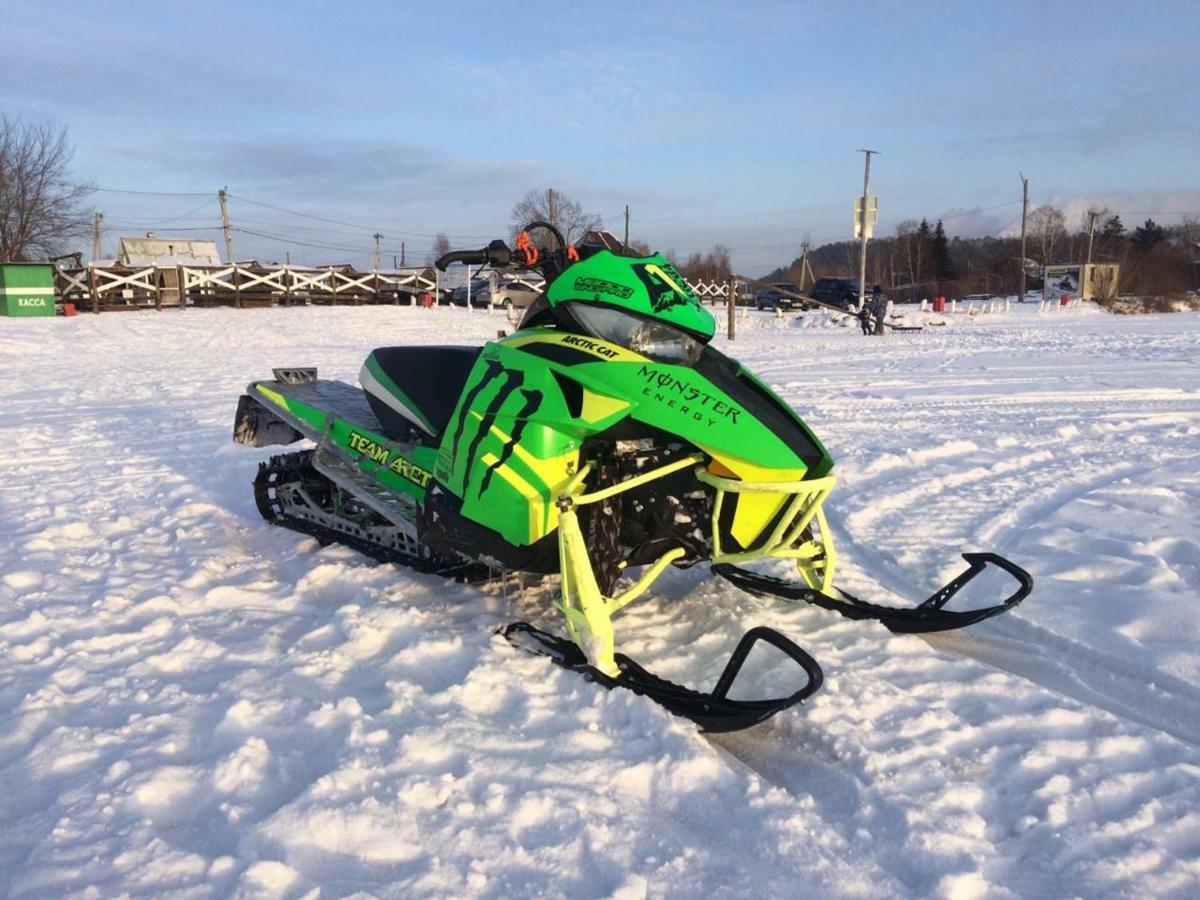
xmin=54 ymin=263 xmax=439 ymax=313
xmin=52 ymin=263 xmax=737 ymax=314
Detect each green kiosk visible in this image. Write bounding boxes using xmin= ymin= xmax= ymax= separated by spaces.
xmin=0 ymin=263 xmax=58 ymax=317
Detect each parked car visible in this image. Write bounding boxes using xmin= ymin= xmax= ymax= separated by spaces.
xmin=491 ymin=279 xmax=540 ymax=310
xmin=754 ymin=282 xmax=803 ymax=311
xmin=809 ymin=277 xmax=861 ymax=309
xmin=450 ymin=280 xmax=490 ymax=308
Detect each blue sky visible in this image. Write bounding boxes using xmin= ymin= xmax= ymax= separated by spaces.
xmin=3 ymin=0 xmax=1197 ymax=271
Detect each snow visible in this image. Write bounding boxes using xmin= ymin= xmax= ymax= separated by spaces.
xmin=2 ymin=302 xmax=1200 ymax=897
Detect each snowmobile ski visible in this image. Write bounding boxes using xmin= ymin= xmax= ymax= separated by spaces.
xmin=498 ymin=621 xmax=823 ymax=733
xmin=712 ymin=552 xmax=1033 ymax=634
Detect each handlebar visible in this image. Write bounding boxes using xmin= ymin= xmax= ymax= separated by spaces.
xmin=434 ymin=249 xmax=488 ymax=271
xmin=434 ymin=222 xmax=569 ymax=272
xmin=435 ymin=238 xmax=513 ymax=272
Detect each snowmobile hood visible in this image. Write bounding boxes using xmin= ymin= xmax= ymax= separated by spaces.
xmin=545 ymin=251 xmax=716 ymax=342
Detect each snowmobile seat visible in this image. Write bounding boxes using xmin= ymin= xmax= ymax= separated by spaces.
xmin=360 ymin=346 xmax=482 ymax=439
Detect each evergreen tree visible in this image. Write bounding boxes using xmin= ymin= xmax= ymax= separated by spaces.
xmin=932 ymin=219 xmax=956 ymax=280
xmin=1131 ymin=218 xmax=1166 ymax=251
xmin=1101 ymin=215 xmax=1125 ymax=241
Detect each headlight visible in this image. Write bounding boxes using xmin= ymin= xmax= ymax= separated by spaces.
xmin=563 ymin=302 xmax=704 ymax=365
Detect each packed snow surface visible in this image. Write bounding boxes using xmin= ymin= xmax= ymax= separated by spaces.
xmin=2 ymin=303 xmax=1199 ymax=897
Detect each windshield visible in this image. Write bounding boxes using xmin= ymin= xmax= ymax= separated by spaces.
xmin=562 ymin=302 xmax=704 ymax=365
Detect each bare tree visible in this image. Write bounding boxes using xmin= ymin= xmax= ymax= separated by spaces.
xmin=511 ymin=188 xmax=602 ymax=245
xmin=0 ymin=117 xmax=92 ymax=261
xmin=679 ymin=244 xmax=731 ymax=283
xmin=426 ymin=232 xmax=452 ymax=265
xmin=1027 ymin=205 xmax=1067 ymax=264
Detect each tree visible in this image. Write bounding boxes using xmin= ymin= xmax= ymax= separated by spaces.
xmin=1131 ymin=218 xmax=1166 ymax=252
xmin=932 ymin=219 xmax=956 ymax=280
xmin=426 ymin=232 xmax=452 ymax=265
xmin=894 ymin=218 xmax=929 ymax=288
xmin=1027 ymin=205 xmax=1067 ymax=264
xmin=680 ymin=244 xmax=731 ymax=282
xmin=1101 ymin=215 xmax=1125 ymax=241
xmin=511 ymin=188 xmax=602 ymax=245
xmin=0 ymin=117 xmax=92 ymax=261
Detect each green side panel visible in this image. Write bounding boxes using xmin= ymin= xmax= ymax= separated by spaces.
xmin=0 ymin=263 xmax=56 ymax=317
xmin=435 ymin=343 xmax=583 ymax=545
xmin=253 ymin=383 xmax=434 ymax=502
xmin=546 ymin=251 xmax=716 ymax=340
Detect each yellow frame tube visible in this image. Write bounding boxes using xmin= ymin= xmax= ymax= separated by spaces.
xmin=555 ymin=457 xmax=839 ymax=674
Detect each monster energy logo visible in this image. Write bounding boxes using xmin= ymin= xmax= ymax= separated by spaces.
xmin=444 ymin=359 xmax=544 ymax=498
xmin=574 ymin=276 xmax=633 ymax=299
xmin=637 ymin=365 xmax=741 ymax=427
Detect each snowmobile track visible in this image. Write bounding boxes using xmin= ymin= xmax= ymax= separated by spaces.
xmin=924 ymin=618 xmax=1200 ymax=749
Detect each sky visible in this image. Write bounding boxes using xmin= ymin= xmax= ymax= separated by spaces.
xmin=2 ymin=0 xmax=1198 ymax=273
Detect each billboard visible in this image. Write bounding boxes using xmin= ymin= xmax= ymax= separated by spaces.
xmin=1042 ymin=263 xmax=1119 ymax=302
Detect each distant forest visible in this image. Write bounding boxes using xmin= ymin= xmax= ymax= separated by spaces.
xmin=757 ymin=211 xmax=1198 ymax=300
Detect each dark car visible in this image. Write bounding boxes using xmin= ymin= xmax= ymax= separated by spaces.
xmin=754 ymin=282 xmax=803 ymax=311
xmin=450 ymin=280 xmax=490 ymax=308
xmin=809 ymin=277 xmax=862 ymax=309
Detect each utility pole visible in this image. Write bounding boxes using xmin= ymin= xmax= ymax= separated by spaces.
xmin=1018 ymin=174 xmax=1029 ymax=303
xmin=372 ymin=233 xmax=382 ymax=271
xmin=218 ymin=187 xmax=235 ymax=264
xmin=401 ymin=241 xmax=406 ymax=267
xmin=286 ymin=251 xmax=290 ymax=266
xmin=623 ymin=204 xmax=630 ymax=253
xmin=1086 ymin=210 xmax=1097 ymax=267
xmin=727 ymin=274 xmax=737 ymax=340
xmin=855 ymin=149 xmax=878 ymax=311
xmin=798 ymin=240 xmax=810 ymax=290
xmin=91 ymin=211 xmax=103 ymax=261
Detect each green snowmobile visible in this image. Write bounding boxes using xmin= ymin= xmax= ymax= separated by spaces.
xmin=233 ymin=222 xmax=1031 ymax=732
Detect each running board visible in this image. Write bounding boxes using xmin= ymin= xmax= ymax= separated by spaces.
xmin=713 ymin=552 xmax=1033 ymax=634
xmin=311 ymin=448 xmax=419 ymax=534
xmin=499 ymin=622 xmax=823 ymax=733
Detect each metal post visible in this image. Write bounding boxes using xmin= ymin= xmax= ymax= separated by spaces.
xmin=88 ymin=263 xmax=99 ymax=314
xmin=91 ymin=212 xmax=103 ymax=261
xmin=1086 ymin=210 xmax=1097 ymax=267
xmin=1018 ymin=174 xmax=1029 ymax=302
xmin=727 ymin=275 xmax=736 ymax=340
xmin=856 ymin=149 xmax=878 ymax=311
xmin=218 ymin=187 xmax=235 ymax=265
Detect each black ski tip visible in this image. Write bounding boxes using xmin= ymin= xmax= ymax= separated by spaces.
xmin=498 ymin=621 xmax=822 ymax=733
xmin=713 ymin=552 xmax=1033 ymax=634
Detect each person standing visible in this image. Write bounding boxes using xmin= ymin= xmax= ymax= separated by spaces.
xmin=870 ymin=285 xmax=887 ymax=335
xmin=857 ymin=298 xmax=873 ymax=335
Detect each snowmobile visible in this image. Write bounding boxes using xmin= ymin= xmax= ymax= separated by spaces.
xmin=232 ymin=222 xmax=1032 ymax=732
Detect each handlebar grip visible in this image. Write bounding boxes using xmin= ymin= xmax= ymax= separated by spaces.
xmin=435 ymin=249 xmax=489 ymax=271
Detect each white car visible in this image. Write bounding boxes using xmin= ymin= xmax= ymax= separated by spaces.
xmin=490 ymin=280 xmax=541 ymax=309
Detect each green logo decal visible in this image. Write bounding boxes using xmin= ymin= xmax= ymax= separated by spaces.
xmin=574 ymin=276 xmax=634 ymax=299
xmin=347 ymin=430 xmax=433 ymax=488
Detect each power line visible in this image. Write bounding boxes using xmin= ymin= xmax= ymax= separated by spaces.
xmin=95 ymin=186 xmax=212 ymax=197
xmin=228 ymin=193 xmax=494 ymax=240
